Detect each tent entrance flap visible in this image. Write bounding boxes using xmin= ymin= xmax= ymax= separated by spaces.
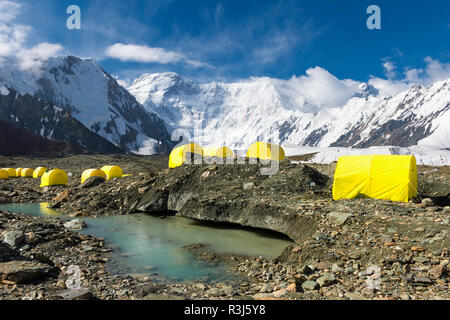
xmin=332 ymin=155 xmax=417 ymax=203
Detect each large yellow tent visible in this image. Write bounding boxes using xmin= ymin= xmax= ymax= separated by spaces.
xmin=332 ymin=155 xmax=417 ymax=203
xmin=81 ymin=169 xmax=107 ymax=183
xmin=2 ymin=168 xmax=16 ymax=178
xmin=33 ymin=167 xmax=47 ymax=178
xmin=0 ymin=169 xmax=9 ymax=180
xmin=247 ymin=142 xmax=286 ymax=161
xmin=101 ymin=166 xmax=123 ymax=180
xmin=40 ymin=169 xmax=68 ymax=187
xmin=169 ymin=143 xmax=204 ymax=168
xmin=21 ymin=168 xmax=34 ymax=178
xmin=204 ymin=146 xmax=234 ymax=158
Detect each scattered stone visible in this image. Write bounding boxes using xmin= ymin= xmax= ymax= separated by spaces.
xmin=317 ymin=273 xmax=336 ymax=287
xmin=243 ymin=182 xmax=255 ymax=190
xmin=63 ymin=219 xmax=86 ymax=230
xmin=327 ymin=212 xmax=352 ymax=225
xmin=58 ymin=288 xmax=92 ymax=300
xmin=301 ymin=280 xmax=318 ymax=291
xmin=3 ymin=230 xmax=24 ymax=247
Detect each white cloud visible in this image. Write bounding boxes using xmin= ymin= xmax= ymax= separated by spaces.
xmin=16 ymin=42 xmax=63 ymax=72
xmin=104 ymin=43 xmax=209 ymax=68
xmin=370 ymin=57 xmax=450 ymax=96
xmin=273 ymin=66 xmax=362 ymax=110
xmin=0 ymin=0 xmax=21 ymax=22
xmin=0 ymin=0 xmax=64 ymax=73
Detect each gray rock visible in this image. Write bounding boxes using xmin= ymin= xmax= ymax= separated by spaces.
xmin=64 ymin=219 xmax=86 ymax=230
xmin=301 ymin=280 xmax=318 ymax=291
xmin=0 ymin=260 xmax=53 ymax=284
xmin=317 ymin=273 xmax=336 ymax=287
xmin=3 ymin=230 xmax=24 ymax=246
xmin=58 ymin=288 xmax=92 ymax=300
xmin=80 ymin=176 xmax=105 ymax=188
xmin=327 ymin=212 xmax=352 ymax=225
xmin=243 ymin=182 xmax=255 ymax=190
xmin=332 ymin=264 xmax=343 ymax=273
xmin=205 ymin=287 xmax=220 ymax=297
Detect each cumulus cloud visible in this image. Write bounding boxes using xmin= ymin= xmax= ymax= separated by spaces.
xmin=282 ymin=67 xmax=361 ymax=109
xmin=105 ymin=43 xmax=209 ymax=68
xmin=0 ymin=0 xmax=64 ymax=73
xmin=369 ymin=57 xmax=450 ymax=97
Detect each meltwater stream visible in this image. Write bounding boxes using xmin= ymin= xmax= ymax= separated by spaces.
xmin=0 ymin=203 xmax=292 ymax=282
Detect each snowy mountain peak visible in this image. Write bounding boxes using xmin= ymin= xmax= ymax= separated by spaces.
xmin=0 ymin=56 xmax=172 ymax=154
xmin=129 ymin=73 xmax=450 ymax=150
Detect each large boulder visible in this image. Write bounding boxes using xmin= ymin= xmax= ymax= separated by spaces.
xmin=0 ymin=260 xmax=54 ymax=284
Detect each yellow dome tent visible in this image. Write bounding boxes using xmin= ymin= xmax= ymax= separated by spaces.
xmin=169 ymin=143 xmax=204 ymax=168
xmin=40 ymin=169 xmax=68 ymax=187
xmin=21 ymin=168 xmax=34 ymax=178
xmin=100 ymin=166 xmax=123 ymax=180
xmin=332 ymin=155 xmax=417 ymax=203
xmin=204 ymin=146 xmax=234 ymax=158
xmin=0 ymin=169 xmax=9 ymax=180
xmin=15 ymin=168 xmax=23 ymax=177
xmin=81 ymin=169 xmax=107 ymax=183
xmin=33 ymin=167 xmax=47 ymax=178
xmin=247 ymin=142 xmax=286 ymax=161
xmin=4 ymin=168 xmax=16 ymax=177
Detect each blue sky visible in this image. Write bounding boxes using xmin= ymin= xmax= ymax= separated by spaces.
xmin=2 ymin=0 xmax=450 ymax=84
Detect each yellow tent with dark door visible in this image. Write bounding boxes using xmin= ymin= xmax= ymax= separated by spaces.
xmin=169 ymin=143 xmax=204 ymax=168
xmin=4 ymin=168 xmax=16 ymax=177
xmin=247 ymin=142 xmax=286 ymax=161
xmin=0 ymin=169 xmax=9 ymax=180
xmin=332 ymin=155 xmax=417 ymax=203
xmin=81 ymin=169 xmax=107 ymax=183
xmin=40 ymin=169 xmax=68 ymax=187
xmin=33 ymin=167 xmax=47 ymax=178
xmin=204 ymin=146 xmax=234 ymax=158
xmin=100 ymin=166 xmax=123 ymax=180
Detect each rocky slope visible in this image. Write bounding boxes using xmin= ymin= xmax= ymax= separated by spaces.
xmin=0 ymin=56 xmax=173 ymax=154
xmin=0 ymin=155 xmax=449 ymax=300
xmin=0 ymin=119 xmax=77 ymax=154
xmin=129 ymin=72 xmax=450 ymax=150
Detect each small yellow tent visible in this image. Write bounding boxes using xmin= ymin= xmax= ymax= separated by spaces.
xmin=332 ymin=155 xmax=417 ymax=203
xmin=21 ymin=168 xmax=34 ymax=178
xmin=204 ymin=146 xmax=234 ymax=158
xmin=247 ymin=142 xmax=286 ymax=161
xmin=0 ymin=169 xmax=9 ymax=180
xmin=101 ymin=166 xmax=123 ymax=180
xmin=4 ymin=168 xmax=16 ymax=177
xmin=40 ymin=169 xmax=68 ymax=187
xmin=81 ymin=169 xmax=107 ymax=183
xmin=15 ymin=168 xmax=23 ymax=177
xmin=169 ymin=143 xmax=204 ymax=168
xmin=33 ymin=167 xmax=47 ymax=178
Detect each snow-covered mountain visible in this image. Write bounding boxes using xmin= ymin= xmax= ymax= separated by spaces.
xmin=128 ymin=72 xmax=450 ymax=150
xmin=0 ymin=56 xmax=172 ymax=154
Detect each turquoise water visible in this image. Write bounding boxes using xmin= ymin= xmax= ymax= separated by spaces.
xmin=0 ymin=203 xmax=292 ymax=282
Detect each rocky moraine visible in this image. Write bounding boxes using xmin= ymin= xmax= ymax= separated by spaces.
xmin=0 ymin=154 xmax=449 ymax=300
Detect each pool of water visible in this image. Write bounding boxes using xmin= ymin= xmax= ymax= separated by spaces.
xmin=0 ymin=203 xmax=292 ymax=282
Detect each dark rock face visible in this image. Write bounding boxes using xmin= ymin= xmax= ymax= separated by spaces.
xmin=0 ymin=260 xmax=54 ymax=284
xmin=80 ymin=176 xmax=106 ymax=189
xmin=0 ymin=90 xmax=123 ymax=154
xmin=137 ymin=162 xmax=331 ymax=242
xmin=0 ymin=119 xmax=76 ymax=155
